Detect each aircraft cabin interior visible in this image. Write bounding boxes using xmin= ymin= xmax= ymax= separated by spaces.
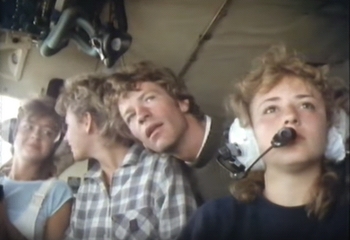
xmin=0 ymin=0 xmax=349 ymax=239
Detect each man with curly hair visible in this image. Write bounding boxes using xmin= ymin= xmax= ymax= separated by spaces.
xmin=106 ymin=62 xmax=233 ymax=203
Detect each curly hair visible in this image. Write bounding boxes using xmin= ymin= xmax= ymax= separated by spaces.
xmin=228 ymin=45 xmax=349 ymax=220
xmin=55 ymin=73 xmax=134 ymax=147
xmin=105 ymin=60 xmax=205 ymax=118
xmin=228 ymin=45 xmax=348 ymax=127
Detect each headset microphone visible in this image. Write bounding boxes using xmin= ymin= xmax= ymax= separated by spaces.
xmin=271 ymin=127 xmax=297 ymax=147
xmin=217 ymin=127 xmax=297 ymax=179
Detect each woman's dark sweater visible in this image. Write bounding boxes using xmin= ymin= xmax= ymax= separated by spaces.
xmin=178 ymin=195 xmax=349 ymax=240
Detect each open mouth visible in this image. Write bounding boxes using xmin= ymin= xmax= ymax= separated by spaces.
xmin=146 ymin=123 xmax=163 ymax=139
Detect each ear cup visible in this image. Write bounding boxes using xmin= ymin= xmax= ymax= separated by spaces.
xmin=336 ymin=109 xmax=349 ymax=142
xmin=9 ymin=118 xmax=17 ymax=144
xmin=228 ymin=118 xmax=265 ymax=170
xmin=0 ymin=118 xmax=17 ymax=144
xmin=325 ymin=109 xmax=349 ymax=161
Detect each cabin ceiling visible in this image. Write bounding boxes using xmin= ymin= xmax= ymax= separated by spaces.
xmin=121 ymin=0 xmax=349 ymax=121
xmin=0 ymin=0 xmax=348 ymax=123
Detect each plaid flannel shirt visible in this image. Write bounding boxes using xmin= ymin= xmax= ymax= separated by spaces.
xmin=65 ymin=144 xmax=197 ymax=240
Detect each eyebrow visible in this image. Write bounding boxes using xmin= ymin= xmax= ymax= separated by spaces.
xmin=137 ymin=90 xmax=160 ymax=100
xmin=295 ymin=94 xmax=314 ymax=99
xmin=258 ymin=97 xmax=280 ymax=108
xmin=121 ymin=93 xmax=145 ymax=118
xmin=258 ymin=94 xmax=315 ymax=108
xmin=24 ymin=120 xmax=57 ymax=129
xmin=122 ymin=90 xmax=160 ymax=117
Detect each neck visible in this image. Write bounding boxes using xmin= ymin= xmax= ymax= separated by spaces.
xmin=263 ymin=163 xmax=322 ymax=206
xmin=9 ymin=156 xmax=45 ymax=181
xmin=172 ymin=116 xmax=206 ymax=162
xmin=90 ymin=140 xmax=129 ymax=185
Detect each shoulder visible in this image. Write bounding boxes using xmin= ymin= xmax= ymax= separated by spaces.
xmin=44 ymin=179 xmax=73 ymax=216
xmin=46 ymin=179 xmax=73 ymax=204
xmin=189 ymin=196 xmax=238 ymax=226
xmin=178 ymin=196 xmax=237 ymax=240
xmin=127 ymin=145 xmax=191 ymax=187
xmin=200 ymin=195 xmax=237 ymax=216
xmin=153 ymin=154 xmax=189 ymax=179
xmin=127 ymin=144 xmax=165 ymax=167
xmin=137 ymin=146 xmax=184 ymax=172
xmin=322 ymin=200 xmax=349 ymax=239
xmin=330 ymin=198 xmax=349 ymax=220
xmin=141 ymin=153 xmax=194 ymax=194
xmin=50 ymin=179 xmax=72 ymax=193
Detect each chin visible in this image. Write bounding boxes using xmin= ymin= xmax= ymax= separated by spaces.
xmin=148 ymin=145 xmax=164 ymax=154
xmin=149 ymin=145 xmax=171 ymax=154
xmin=72 ymin=153 xmax=83 ymax=162
xmin=146 ymin=140 xmax=167 ymax=153
xmin=275 ymin=157 xmax=320 ymax=169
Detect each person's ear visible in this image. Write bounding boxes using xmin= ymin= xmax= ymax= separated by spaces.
xmin=178 ymin=99 xmax=190 ymax=113
xmin=83 ymin=112 xmax=93 ymax=133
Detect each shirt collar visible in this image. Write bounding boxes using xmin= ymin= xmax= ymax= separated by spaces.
xmin=84 ymin=161 xmax=101 ymax=179
xmin=84 ymin=144 xmax=144 ymax=179
xmin=195 ymin=115 xmax=212 ymax=159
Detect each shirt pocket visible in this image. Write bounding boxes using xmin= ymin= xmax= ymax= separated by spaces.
xmin=111 ymin=207 xmax=159 ymax=240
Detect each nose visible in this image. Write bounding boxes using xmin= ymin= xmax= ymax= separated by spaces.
xmin=30 ymin=126 xmax=41 ymax=139
xmin=64 ymin=132 xmax=69 ymax=142
xmin=136 ymin=105 xmax=151 ymax=124
xmin=283 ymin=107 xmax=299 ymax=126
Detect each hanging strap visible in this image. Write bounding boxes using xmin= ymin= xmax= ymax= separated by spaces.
xmin=14 ymin=178 xmax=56 ymax=240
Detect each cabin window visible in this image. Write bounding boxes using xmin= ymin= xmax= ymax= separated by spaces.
xmin=0 ymin=95 xmax=20 ymax=165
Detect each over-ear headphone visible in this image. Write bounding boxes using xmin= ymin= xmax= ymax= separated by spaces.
xmin=0 ymin=118 xmax=17 ymax=144
xmin=227 ymin=118 xmax=264 ymax=171
xmin=325 ymin=109 xmax=349 ymax=161
xmin=217 ymin=109 xmax=349 ymax=178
